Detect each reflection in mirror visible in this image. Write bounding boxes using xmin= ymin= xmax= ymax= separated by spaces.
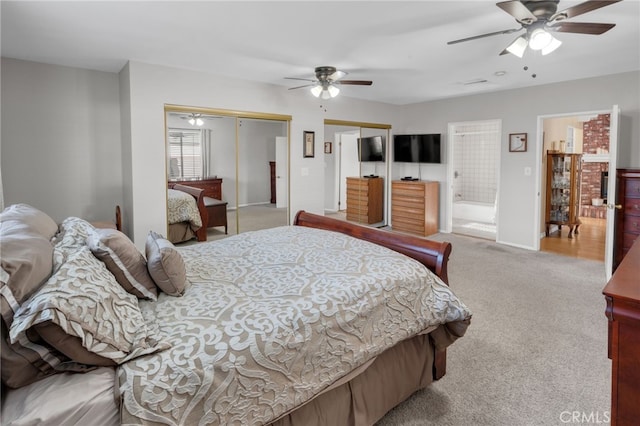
xmin=237 ymin=118 xmax=289 ymax=234
xmin=165 ymin=107 xmax=289 ymax=243
xmin=324 ymin=122 xmax=389 ymax=228
xmin=165 ymin=111 xmax=237 ymax=243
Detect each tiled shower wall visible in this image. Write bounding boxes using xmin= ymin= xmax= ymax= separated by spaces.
xmin=452 ymin=120 xmax=500 ymax=204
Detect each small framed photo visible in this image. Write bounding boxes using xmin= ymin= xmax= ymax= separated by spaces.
xmin=303 ymin=131 xmax=315 ymax=158
xmin=324 ymin=141 xmax=332 ymax=154
xmin=509 ymin=133 xmax=527 ymax=152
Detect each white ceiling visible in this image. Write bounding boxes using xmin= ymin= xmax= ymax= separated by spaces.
xmin=2 ymin=1 xmax=639 ymax=105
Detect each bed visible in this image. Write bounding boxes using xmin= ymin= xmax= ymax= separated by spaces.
xmin=166 ymin=183 xmax=208 ymax=243
xmin=1 ymin=205 xmax=471 ymax=426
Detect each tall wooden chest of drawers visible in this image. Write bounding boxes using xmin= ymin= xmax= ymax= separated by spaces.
xmin=613 ymin=168 xmax=640 ymax=271
xmin=391 ymin=180 xmax=439 ymax=237
xmin=345 ymin=177 xmax=384 ymax=224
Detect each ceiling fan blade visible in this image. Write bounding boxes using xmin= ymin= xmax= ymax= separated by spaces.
xmin=447 ymin=27 xmax=522 ymax=45
xmin=496 ymin=1 xmax=537 ymax=24
xmin=551 ymin=0 xmax=622 ymax=21
xmin=287 ymin=84 xmax=314 ymax=90
xmin=550 ymin=21 xmax=616 ymax=35
xmin=329 ymin=70 xmax=347 ymax=81
xmin=284 ymin=77 xmax=315 ymax=82
xmin=337 ymin=80 xmax=373 ymax=86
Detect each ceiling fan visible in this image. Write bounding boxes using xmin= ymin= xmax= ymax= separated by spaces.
xmin=285 ymin=66 xmax=373 ymax=99
xmin=447 ymin=0 xmax=621 ymax=57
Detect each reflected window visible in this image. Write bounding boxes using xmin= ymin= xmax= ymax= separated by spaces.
xmin=168 ymin=129 xmax=202 ymax=179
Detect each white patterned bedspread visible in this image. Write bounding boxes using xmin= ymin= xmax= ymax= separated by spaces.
xmin=167 ymin=188 xmax=202 ymax=228
xmin=117 ymin=226 xmax=471 ymax=425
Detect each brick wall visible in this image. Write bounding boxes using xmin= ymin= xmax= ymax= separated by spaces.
xmin=580 ymin=114 xmax=610 ymax=217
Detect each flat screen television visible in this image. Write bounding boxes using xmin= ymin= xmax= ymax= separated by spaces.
xmin=393 ymin=134 xmax=441 ymax=163
xmin=358 ymin=135 xmax=385 ymax=162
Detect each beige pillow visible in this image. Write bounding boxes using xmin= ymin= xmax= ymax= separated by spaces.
xmin=0 ymin=203 xmax=58 ymax=239
xmin=145 ymin=231 xmax=187 ymax=296
xmin=87 ymin=229 xmax=158 ymax=300
xmin=10 ymin=246 xmax=169 ymax=365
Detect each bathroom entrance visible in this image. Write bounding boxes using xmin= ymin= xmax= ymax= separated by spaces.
xmin=447 ymin=119 xmax=501 ymax=240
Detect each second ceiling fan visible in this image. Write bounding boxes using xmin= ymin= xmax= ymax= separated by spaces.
xmin=286 ymin=66 xmax=373 ymax=99
xmin=447 ymin=0 xmax=622 ymax=57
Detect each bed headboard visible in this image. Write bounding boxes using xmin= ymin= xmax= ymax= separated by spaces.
xmin=293 ymin=210 xmax=451 ymax=285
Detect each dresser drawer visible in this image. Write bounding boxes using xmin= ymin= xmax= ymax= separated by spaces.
xmin=624 ymin=197 xmax=640 ymax=217
xmin=625 ymin=179 xmax=640 ymax=198
xmin=623 ymin=216 xmax=640 ymax=235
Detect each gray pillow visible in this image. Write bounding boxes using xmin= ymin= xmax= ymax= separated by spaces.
xmin=87 ymin=229 xmax=158 ymax=300
xmin=145 ymin=231 xmax=187 ymax=296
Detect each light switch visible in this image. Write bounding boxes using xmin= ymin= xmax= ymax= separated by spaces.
xmin=524 ymin=167 xmax=532 ymax=176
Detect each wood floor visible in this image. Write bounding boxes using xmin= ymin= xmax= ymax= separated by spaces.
xmin=540 ymin=217 xmax=606 ymax=262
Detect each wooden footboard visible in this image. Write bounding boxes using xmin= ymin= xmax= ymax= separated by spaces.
xmin=170 ymin=184 xmax=207 ymax=242
xmin=294 ymin=210 xmax=452 ymax=380
xmin=293 ymin=211 xmax=451 ymax=284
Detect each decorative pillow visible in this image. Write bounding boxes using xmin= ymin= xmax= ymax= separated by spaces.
xmin=10 ymin=246 xmax=169 ymax=364
xmin=52 ymin=217 xmax=97 ymax=271
xmin=145 ymin=231 xmax=187 ymax=296
xmin=87 ymin=229 xmax=158 ymax=301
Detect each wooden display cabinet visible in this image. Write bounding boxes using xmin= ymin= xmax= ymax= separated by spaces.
xmin=545 ymin=152 xmax=582 ymax=238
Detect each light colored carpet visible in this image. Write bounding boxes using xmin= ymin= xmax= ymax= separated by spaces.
xmin=377 ymin=232 xmax=610 ymax=426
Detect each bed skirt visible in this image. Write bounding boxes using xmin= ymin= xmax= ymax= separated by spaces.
xmin=270 ymin=333 xmax=435 ymax=426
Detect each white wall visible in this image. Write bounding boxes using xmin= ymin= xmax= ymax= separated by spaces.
xmin=0 ymin=58 xmax=123 ymax=223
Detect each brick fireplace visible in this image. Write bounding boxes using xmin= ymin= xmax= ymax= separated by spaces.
xmin=580 ymin=114 xmax=610 ymax=218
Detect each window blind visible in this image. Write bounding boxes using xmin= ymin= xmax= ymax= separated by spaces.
xmin=168 ymin=129 xmax=202 ymax=179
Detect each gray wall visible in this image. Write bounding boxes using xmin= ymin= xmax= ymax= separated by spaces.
xmin=1 ymin=58 xmax=123 ymax=223
xmin=1 ymin=57 xmax=638 ymax=252
xmin=395 ymin=71 xmax=640 ymax=248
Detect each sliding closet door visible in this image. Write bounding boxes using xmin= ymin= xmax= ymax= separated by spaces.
xmin=237 ymin=118 xmax=289 ymax=233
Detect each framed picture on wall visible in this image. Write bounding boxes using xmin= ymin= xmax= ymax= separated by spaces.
xmin=303 ymin=131 xmax=315 ymax=158
xmin=509 ymin=133 xmax=527 ymax=152
xmin=324 ymin=142 xmax=332 ymax=154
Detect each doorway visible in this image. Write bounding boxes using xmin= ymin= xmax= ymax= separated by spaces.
xmin=535 ymin=106 xmax=619 ymax=278
xmin=447 ymin=119 xmax=501 ymax=240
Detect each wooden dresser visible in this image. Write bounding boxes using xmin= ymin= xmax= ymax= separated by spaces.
xmin=391 ymin=180 xmax=439 ymax=237
xmin=604 ymin=238 xmax=640 ymax=426
xmin=613 ymin=168 xmax=640 ymax=271
xmin=346 ymin=177 xmax=384 ymax=224
xmin=168 ymin=177 xmax=223 ymax=200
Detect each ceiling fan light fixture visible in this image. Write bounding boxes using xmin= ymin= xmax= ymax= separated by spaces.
xmin=196 ymin=118 xmax=204 ymax=126
xmin=529 ymin=28 xmax=553 ymax=50
xmin=506 ymin=35 xmax=528 ymax=58
xmin=327 ymin=84 xmax=340 ymax=98
xmin=541 ymin=36 xmax=562 ymax=55
xmin=310 ymin=85 xmax=323 ymax=97
xmin=188 ymin=118 xmax=196 ymax=125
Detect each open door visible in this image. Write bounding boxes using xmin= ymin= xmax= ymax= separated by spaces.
xmin=605 ymin=105 xmax=620 ymax=280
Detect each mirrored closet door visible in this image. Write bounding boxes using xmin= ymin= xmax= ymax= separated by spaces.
xmin=323 ymin=119 xmax=391 ymax=228
xmin=165 ymin=105 xmax=290 ymax=242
